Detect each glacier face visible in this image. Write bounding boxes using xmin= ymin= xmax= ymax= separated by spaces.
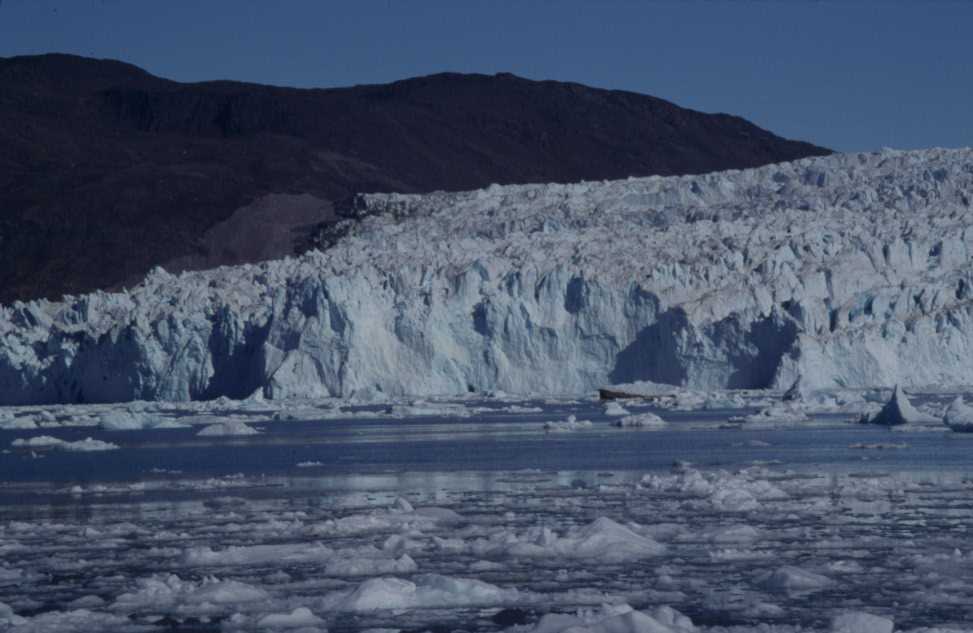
xmin=2 ymin=148 xmax=973 ymax=405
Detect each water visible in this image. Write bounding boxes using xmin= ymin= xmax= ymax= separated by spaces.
xmin=1 ymin=399 xmax=972 ymax=632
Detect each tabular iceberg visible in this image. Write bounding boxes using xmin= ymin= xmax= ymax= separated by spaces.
xmin=2 ymin=148 xmax=973 ymax=404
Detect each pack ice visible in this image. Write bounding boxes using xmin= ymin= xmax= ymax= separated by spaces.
xmin=2 ymin=148 xmax=973 ymax=405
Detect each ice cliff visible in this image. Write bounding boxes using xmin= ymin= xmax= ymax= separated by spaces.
xmin=2 ymin=148 xmax=973 ymax=404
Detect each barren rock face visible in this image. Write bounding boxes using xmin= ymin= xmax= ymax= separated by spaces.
xmin=1 ymin=148 xmax=972 ymax=405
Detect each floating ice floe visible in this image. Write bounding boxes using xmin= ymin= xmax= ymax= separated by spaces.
xmin=730 ymin=403 xmax=810 ymax=426
xmin=602 ymin=401 xmax=630 ymax=417
xmin=0 ymin=607 xmax=134 ymax=632
xmin=99 ymin=408 xmax=188 ymax=430
xmin=613 ymin=412 xmax=667 ymax=429
xmin=196 ymin=420 xmax=261 ymax=436
xmin=312 ymin=498 xmax=462 ymax=536
xmin=452 ymin=517 xmax=664 ymax=561
xmin=0 ymin=415 xmax=37 ymax=430
xmin=640 ymin=465 xmax=787 ymax=512
xmin=520 ymin=603 xmax=695 ymax=633
xmin=0 ymin=602 xmax=25 ymax=627
xmin=859 ymin=385 xmax=939 ymax=426
xmin=331 ymin=574 xmax=520 ymax=611
xmin=543 ymin=415 xmax=593 ymax=432
xmin=255 ymin=607 xmax=325 ymax=629
xmin=943 ymin=396 xmax=973 ymax=432
xmin=389 ymin=402 xmax=473 ymax=418
xmin=757 ymin=565 xmax=833 ymax=593
xmin=111 ymin=573 xmax=269 ymax=615
xmin=831 ymin=611 xmax=894 ymax=633
xmin=183 ymin=541 xmax=418 ymax=576
xmin=184 ymin=542 xmax=335 ymax=566
xmin=10 ymin=435 xmax=119 ymax=452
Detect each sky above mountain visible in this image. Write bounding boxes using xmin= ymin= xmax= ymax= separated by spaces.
xmin=0 ymin=0 xmax=970 ymax=153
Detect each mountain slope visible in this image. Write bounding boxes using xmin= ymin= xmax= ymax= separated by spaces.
xmin=0 ymin=53 xmax=830 ymax=304
xmin=0 ymin=148 xmax=970 ymax=405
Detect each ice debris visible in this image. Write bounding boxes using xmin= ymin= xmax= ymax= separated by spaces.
xmin=543 ymin=415 xmax=593 ymax=432
xmin=10 ymin=435 xmax=118 ymax=451
xmin=447 ymin=517 xmax=665 ymax=561
xmin=640 ymin=465 xmax=787 ymax=512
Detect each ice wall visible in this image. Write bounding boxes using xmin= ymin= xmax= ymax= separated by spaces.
xmin=2 ymin=148 xmax=973 ymax=404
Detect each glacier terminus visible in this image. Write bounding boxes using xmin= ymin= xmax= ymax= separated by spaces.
xmin=2 ymin=148 xmax=973 ymax=405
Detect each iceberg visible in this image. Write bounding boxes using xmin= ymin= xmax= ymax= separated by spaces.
xmin=943 ymin=395 xmax=973 ymax=432
xmin=860 ymin=385 xmax=938 ymax=426
xmin=3 ymin=149 xmax=973 ymax=404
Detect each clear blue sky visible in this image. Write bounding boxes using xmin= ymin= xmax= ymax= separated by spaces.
xmin=1 ymin=0 xmax=970 ymax=152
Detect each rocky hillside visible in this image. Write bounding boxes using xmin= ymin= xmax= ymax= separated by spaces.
xmin=0 ymin=53 xmax=829 ymax=304
xmin=1 ymin=148 xmax=969 ymax=405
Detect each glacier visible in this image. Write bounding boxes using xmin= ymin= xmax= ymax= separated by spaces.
xmin=2 ymin=147 xmax=973 ymax=405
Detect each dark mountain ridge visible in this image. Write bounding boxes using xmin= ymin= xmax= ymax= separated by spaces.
xmin=0 ymin=53 xmax=830 ymax=304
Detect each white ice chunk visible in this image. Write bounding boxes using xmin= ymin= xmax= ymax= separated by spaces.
xmin=731 ymin=403 xmax=809 ymax=426
xmin=196 ymin=420 xmax=260 ymax=436
xmin=337 ymin=574 xmax=518 ymax=611
xmin=613 ymin=412 xmax=667 ymax=428
xmin=112 ymin=573 xmax=268 ymax=612
xmin=943 ymin=395 xmax=973 ymax=432
xmin=0 ymin=417 xmax=37 ymax=430
xmin=0 ymin=602 xmax=26 ymax=627
xmin=603 ymin=401 xmax=630 ymax=417
xmin=758 ymin=565 xmax=832 ymax=593
xmin=11 ymin=435 xmax=119 ymax=451
xmin=256 ymin=607 xmax=325 ymax=629
xmin=543 ymin=415 xmax=592 ymax=432
xmin=831 ymin=611 xmax=894 ymax=633
xmin=184 ymin=542 xmax=334 ymax=566
xmin=465 ymin=517 xmax=664 ymax=561
xmin=640 ymin=465 xmax=786 ymax=512
xmin=523 ymin=603 xmax=694 ymax=633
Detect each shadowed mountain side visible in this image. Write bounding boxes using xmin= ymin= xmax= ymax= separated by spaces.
xmin=0 ymin=53 xmax=831 ymax=304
